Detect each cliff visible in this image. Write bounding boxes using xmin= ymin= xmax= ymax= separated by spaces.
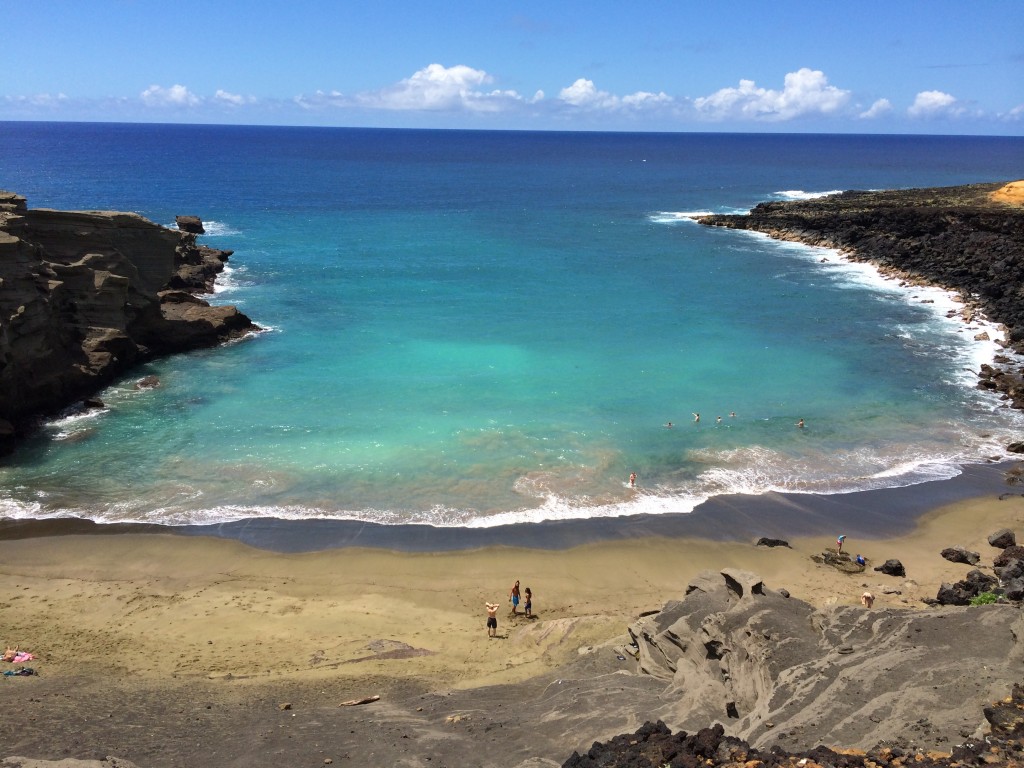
xmin=0 ymin=192 xmax=255 ymax=453
xmin=696 ymin=181 xmax=1024 ymax=408
xmin=566 ymin=567 xmax=1024 ymax=767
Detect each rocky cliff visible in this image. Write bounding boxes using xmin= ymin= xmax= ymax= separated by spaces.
xmin=0 ymin=192 xmax=255 ymax=453
xmin=697 ymin=181 xmax=1024 ymax=409
xmin=565 ymin=568 xmax=1024 ymax=767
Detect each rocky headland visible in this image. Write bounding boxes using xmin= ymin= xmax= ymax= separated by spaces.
xmin=696 ymin=180 xmax=1024 ymax=412
xmin=0 ymin=192 xmax=255 ymax=454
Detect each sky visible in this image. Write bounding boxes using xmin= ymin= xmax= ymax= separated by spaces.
xmin=3 ymin=1 xmax=1023 ymax=135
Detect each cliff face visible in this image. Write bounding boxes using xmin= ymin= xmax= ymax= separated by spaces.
xmin=0 ymin=191 xmax=255 ymax=451
xmin=628 ymin=569 xmax=1024 ymax=753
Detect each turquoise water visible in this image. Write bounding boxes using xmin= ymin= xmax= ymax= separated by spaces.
xmin=1 ymin=124 xmax=1023 ymax=526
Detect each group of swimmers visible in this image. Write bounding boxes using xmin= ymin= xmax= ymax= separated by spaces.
xmin=629 ymin=412 xmax=806 ymax=488
xmin=485 ymin=579 xmax=534 ymax=637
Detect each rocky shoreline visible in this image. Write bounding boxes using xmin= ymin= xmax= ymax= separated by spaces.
xmin=0 ymin=192 xmax=255 ymax=454
xmin=696 ymin=181 xmax=1024 ymax=412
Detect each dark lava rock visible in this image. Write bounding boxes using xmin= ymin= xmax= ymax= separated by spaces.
xmin=756 ymin=537 xmax=791 ymax=548
xmin=566 ymin=681 xmax=1024 ymax=767
xmin=996 ymin=545 xmax=1024 ymax=568
xmin=874 ymin=559 xmax=906 ymax=577
xmin=936 ymin=569 xmax=998 ymax=605
xmin=990 ymin=529 xmax=1017 ymax=549
xmin=996 ymin=558 xmax=1024 ymax=582
xmin=940 ymin=546 xmax=981 ymax=565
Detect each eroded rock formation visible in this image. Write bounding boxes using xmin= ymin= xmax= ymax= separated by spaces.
xmin=0 ymin=191 xmax=255 ymax=453
xmin=627 ymin=569 xmax=1024 ymax=753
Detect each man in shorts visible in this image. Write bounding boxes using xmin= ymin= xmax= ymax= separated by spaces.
xmin=485 ymin=602 xmax=500 ymax=637
xmin=509 ymin=580 xmax=521 ymax=615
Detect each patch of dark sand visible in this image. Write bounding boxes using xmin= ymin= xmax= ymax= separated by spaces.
xmin=0 ymin=651 xmax=661 ymax=768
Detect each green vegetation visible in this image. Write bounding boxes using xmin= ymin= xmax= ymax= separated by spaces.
xmin=970 ymin=591 xmax=999 ymax=605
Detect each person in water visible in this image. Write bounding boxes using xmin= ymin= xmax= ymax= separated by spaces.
xmin=629 ymin=472 xmax=637 ymax=488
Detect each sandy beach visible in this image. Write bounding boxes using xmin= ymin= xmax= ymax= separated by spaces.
xmin=2 ymin=465 xmax=1024 ymax=767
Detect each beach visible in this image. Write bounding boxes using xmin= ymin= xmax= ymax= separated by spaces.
xmin=3 ymin=468 xmax=1024 ymax=767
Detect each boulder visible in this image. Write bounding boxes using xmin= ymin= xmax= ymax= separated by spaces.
xmin=175 ymin=214 xmax=205 ymax=234
xmin=755 ymin=537 xmax=791 ymax=548
xmin=989 ymin=528 xmax=1017 ymax=549
xmin=940 ymin=546 xmax=981 ymax=565
xmin=874 ymin=558 xmax=906 ymax=577
xmin=1002 ymin=577 xmax=1024 ymax=601
xmin=996 ymin=558 xmax=1024 ymax=582
xmin=995 ymin=545 xmax=1024 ymax=568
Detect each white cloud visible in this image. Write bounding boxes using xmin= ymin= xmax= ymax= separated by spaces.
xmin=140 ymin=84 xmax=200 ymax=108
xmin=907 ymin=90 xmax=961 ymax=118
xmin=693 ymin=68 xmax=850 ymax=121
xmin=559 ymin=78 xmax=618 ymax=108
xmin=621 ymin=91 xmax=673 ymax=108
xmin=859 ymin=98 xmax=893 ymax=119
xmin=354 ymin=63 xmax=525 ymax=112
xmin=214 ymin=89 xmax=252 ymax=106
xmin=558 ymin=78 xmax=674 ymax=113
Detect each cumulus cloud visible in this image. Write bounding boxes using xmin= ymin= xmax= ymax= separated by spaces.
xmin=140 ymin=84 xmax=200 ymax=108
xmin=352 ymin=63 xmax=526 ymax=113
xmin=907 ymin=90 xmax=962 ymax=118
xmin=558 ymin=78 xmax=674 ymax=112
xmin=559 ymin=78 xmax=617 ymax=108
xmin=693 ymin=68 xmax=850 ymax=121
xmin=859 ymin=98 xmax=893 ymax=119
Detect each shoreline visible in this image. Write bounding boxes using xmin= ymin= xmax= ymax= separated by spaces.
xmin=2 ymin=469 xmax=1024 ymax=767
xmin=2 ymin=458 xmax=1018 ymax=552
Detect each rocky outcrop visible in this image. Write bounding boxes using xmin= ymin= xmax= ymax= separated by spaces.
xmin=0 ymin=191 xmax=255 ymax=453
xmin=627 ymin=569 xmax=1024 ymax=753
xmin=565 ymin=682 xmax=1024 ymax=767
xmin=696 ymin=182 xmax=1024 ymax=410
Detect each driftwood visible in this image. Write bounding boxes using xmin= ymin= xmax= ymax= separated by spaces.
xmin=339 ymin=695 xmax=380 ymax=707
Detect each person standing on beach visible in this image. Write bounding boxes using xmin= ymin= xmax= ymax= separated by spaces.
xmin=524 ymin=587 xmax=533 ymax=618
xmin=509 ymin=580 xmax=521 ymax=615
xmin=837 ymin=534 xmax=847 ymax=554
xmin=485 ymin=602 xmax=499 ymax=637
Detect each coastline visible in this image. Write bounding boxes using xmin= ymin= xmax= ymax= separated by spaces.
xmin=1 ymin=459 xmax=1017 ymax=552
xmin=2 ymin=469 xmax=1024 ymax=767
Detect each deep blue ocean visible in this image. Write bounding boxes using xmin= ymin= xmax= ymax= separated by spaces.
xmin=1 ymin=122 xmax=1023 ymax=527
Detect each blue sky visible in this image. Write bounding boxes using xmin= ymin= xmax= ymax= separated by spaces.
xmin=4 ymin=1 xmax=1022 ymax=134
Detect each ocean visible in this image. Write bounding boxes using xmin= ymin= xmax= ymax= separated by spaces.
xmin=1 ymin=122 xmax=1023 ymax=529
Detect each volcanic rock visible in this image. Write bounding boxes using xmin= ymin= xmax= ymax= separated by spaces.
xmin=874 ymin=558 xmax=906 ymax=577
xmin=0 ymin=192 xmax=256 ymax=454
xmin=940 ymin=546 xmax=981 ymax=565
xmin=990 ymin=528 xmax=1017 ymax=549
